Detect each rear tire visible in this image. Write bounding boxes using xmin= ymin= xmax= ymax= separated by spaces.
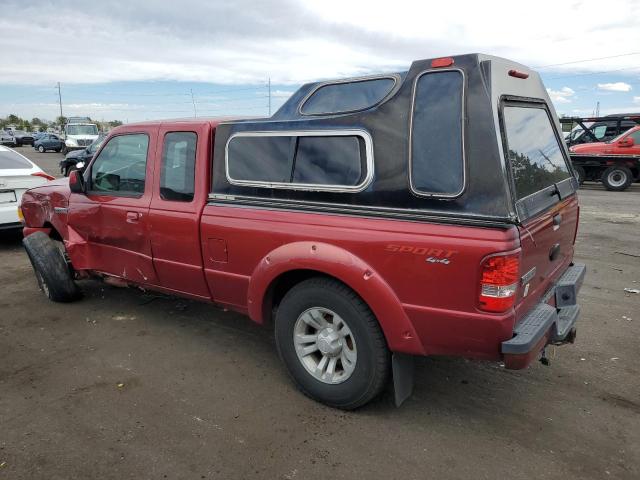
xmin=23 ymin=232 xmax=80 ymax=302
xmin=274 ymin=277 xmax=390 ymax=409
xmin=602 ymin=166 xmax=632 ymax=191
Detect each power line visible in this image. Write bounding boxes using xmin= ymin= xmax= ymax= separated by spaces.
xmin=534 ymin=51 xmax=640 ymax=69
xmin=546 ymin=65 xmax=640 ymax=80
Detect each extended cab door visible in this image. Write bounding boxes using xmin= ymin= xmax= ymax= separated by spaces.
xmin=147 ymin=124 xmax=211 ymax=299
xmin=501 ymin=102 xmax=579 ymax=317
xmin=67 ymin=129 xmax=158 ymax=284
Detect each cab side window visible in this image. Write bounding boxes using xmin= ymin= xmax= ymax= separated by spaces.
xmin=90 ymin=134 xmax=149 ymax=196
xmin=160 ymin=132 xmax=197 ymax=202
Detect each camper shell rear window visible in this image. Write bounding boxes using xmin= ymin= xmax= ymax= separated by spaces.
xmin=501 ymin=102 xmax=575 ymax=217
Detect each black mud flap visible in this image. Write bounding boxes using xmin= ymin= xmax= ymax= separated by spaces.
xmin=392 ymin=353 xmax=415 ymax=407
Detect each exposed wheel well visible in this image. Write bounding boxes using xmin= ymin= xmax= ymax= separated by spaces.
xmin=43 ymin=222 xmax=63 ymax=242
xmin=262 ymin=269 xmax=348 ymax=325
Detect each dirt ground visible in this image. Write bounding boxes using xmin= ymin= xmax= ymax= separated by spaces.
xmin=1 ymin=146 xmax=638 ymax=480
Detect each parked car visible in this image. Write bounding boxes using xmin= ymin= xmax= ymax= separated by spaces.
xmin=0 ymin=130 xmax=16 ymax=147
xmin=19 ymin=53 xmax=584 ymax=409
xmin=60 ymin=133 xmax=106 ymax=176
xmin=568 ymin=125 xmax=640 ymax=190
xmin=33 ymin=134 xmax=64 ymax=153
xmin=12 ymin=130 xmax=35 ymax=146
xmin=32 ymin=132 xmax=48 ymax=142
xmin=0 ymin=146 xmax=54 ymax=230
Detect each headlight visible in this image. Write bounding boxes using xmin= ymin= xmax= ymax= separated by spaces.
xmin=66 ymin=139 xmax=78 ymax=147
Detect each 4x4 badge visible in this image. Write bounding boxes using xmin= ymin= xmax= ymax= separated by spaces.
xmin=426 ymin=257 xmax=450 ymax=265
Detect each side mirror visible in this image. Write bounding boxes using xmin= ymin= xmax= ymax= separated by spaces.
xmin=619 ymin=137 xmax=634 ymax=147
xmin=69 ymin=170 xmax=86 ymax=194
xmin=76 ymin=161 xmax=86 ymax=171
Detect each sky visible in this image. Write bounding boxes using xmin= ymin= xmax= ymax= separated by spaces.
xmin=0 ymin=0 xmax=639 ymax=123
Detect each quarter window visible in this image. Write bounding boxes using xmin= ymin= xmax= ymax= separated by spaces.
xmin=301 ymin=78 xmax=395 ymax=115
xmin=90 ymin=134 xmax=149 ymax=195
xmin=160 ymin=132 xmax=197 ymax=202
xmin=410 ymin=70 xmax=464 ymax=196
xmin=227 ymin=132 xmax=370 ymax=191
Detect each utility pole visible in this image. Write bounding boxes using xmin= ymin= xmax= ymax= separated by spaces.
xmin=190 ymin=89 xmax=197 ymax=117
xmin=57 ymin=82 xmax=64 ymax=131
xmin=268 ymin=77 xmax=271 ymax=116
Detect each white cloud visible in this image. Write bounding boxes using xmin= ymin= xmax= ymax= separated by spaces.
xmin=597 ymin=82 xmax=632 ymax=92
xmin=0 ymin=0 xmax=639 ymax=85
xmin=633 ymin=96 xmax=640 ymax=104
xmin=547 ymin=87 xmax=575 ymax=104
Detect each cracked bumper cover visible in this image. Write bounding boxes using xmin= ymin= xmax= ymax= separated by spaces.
xmin=501 ymin=263 xmax=586 ymax=369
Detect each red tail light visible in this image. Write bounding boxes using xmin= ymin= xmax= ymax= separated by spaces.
xmin=508 ymin=69 xmax=529 ymax=79
xmin=431 ymin=57 xmax=454 ymax=68
xmin=478 ymin=252 xmax=520 ymax=313
xmin=31 ymin=172 xmax=55 ymax=181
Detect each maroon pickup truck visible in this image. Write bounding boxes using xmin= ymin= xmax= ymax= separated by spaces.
xmin=19 ymin=54 xmax=585 ymax=409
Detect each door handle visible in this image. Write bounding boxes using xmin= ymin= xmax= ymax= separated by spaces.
xmin=126 ymin=211 xmax=141 ymax=223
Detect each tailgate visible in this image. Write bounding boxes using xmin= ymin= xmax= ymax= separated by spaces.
xmin=516 ymin=194 xmax=579 ymax=316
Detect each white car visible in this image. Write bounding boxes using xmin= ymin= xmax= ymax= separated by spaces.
xmin=0 ymin=130 xmax=16 ymax=147
xmin=0 ymin=146 xmax=54 ymax=230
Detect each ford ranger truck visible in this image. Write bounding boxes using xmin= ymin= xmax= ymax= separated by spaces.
xmin=19 ymin=54 xmax=585 ymax=409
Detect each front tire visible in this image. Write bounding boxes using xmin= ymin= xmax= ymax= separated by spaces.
xmin=275 ymin=277 xmax=390 ymax=409
xmin=37 ymin=145 xmax=46 ymax=153
xmin=61 ymin=145 xmax=68 ymax=155
xmin=602 ymin=166 xmax=632 ymax=191
xmin=23 ymin=232 xmax=80 ymax=302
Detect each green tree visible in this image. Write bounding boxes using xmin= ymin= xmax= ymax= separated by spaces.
xmin=56 ymin=116 xmax=67 ymax=126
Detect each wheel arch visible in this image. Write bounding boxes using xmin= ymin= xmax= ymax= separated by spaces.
xmin=247 ymin=241 xmax=426 ymax=355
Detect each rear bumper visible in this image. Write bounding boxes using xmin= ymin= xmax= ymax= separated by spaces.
xmin=501 ymin=263 xmax=586 ymax=369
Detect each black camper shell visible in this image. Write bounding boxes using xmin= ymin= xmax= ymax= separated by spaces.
xmin=210 ymin=53 xmax=578 ymax=227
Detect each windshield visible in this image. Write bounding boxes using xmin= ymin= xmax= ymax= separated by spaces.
xmin=66 ymin=124 xmax=98 ymax=136
xmin=89 ymin=136 xmax=106 ymax=153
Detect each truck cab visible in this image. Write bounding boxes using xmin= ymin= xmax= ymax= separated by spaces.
xmin=63 ymin=117 xmax=99 ymax=154
xmin=20 ymin=53 xmax=585 ymax=409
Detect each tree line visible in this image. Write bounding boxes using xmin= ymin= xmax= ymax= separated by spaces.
xmin=0 ymin=114 xmax=123 ymax=132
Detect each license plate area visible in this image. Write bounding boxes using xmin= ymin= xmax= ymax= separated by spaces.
xmin=0 ymin=190 xmax=17 ymax=204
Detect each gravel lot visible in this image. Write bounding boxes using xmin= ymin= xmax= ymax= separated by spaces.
xmin=1 ymin=146 xmax=639 ymax=479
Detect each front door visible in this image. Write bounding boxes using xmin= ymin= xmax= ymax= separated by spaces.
xmin=67 ymin=129 xmax=158 ymax=284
